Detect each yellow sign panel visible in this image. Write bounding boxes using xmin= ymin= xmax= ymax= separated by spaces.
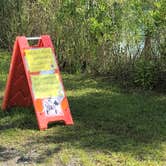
xmin=31 ymin=74 xmax=63 ymax=98
xmin=25 ymin=48 xmax=57 ymax=72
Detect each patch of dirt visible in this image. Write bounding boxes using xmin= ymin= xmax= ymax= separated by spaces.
xmin=16 ymin=156 xmax=32 ymax=164
xmin=0 ymin=146 xmax=18 ymax=162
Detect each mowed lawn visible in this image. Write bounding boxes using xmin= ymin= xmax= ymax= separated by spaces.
xmin=0 ymin=50 xmax=166 ymax=166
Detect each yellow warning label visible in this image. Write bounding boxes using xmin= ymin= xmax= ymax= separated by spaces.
xmin=31 ymin=74 xmax=63 ymax=98
xmin=25 ymin=48 xmax=57 ymax=72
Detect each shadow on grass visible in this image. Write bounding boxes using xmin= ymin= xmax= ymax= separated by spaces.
xmin=0 ymin=74 xmax=166 ymax=163
xmin=0 ymin=107 xmax=37 ymax=131
xmin=38 ymin=91 xmax=166 ymax=145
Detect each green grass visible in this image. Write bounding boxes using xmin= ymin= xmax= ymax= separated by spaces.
xmin=0 ymin=50 xmax=166 ymax=166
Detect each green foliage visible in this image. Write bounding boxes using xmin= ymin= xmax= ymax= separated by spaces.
xmin=0 ymin=0 xmax=165 ymax=89
xmin=134 ymin=59 xmax=158 ymax=89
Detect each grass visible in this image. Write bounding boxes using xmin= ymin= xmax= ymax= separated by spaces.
xmin=0 ymin=50 xmax=166 ymax=166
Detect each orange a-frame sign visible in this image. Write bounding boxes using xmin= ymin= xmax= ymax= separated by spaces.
xmin=1 ymin=35 xmax=74 ymax=130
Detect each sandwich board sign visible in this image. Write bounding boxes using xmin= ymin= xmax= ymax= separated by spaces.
xmin=1 ymin=35 xmax=74 ymax=130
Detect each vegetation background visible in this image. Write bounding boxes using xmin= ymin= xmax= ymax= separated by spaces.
xmin=0 ymin=0 xmax=165 ymax=90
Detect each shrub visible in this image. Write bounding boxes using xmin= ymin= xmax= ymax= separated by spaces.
xmin=134 ymin=59 xmax=158 ymax=89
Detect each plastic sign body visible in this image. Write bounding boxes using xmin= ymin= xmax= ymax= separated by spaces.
xmin=2 ymin=35 xmax=74 ymax=130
